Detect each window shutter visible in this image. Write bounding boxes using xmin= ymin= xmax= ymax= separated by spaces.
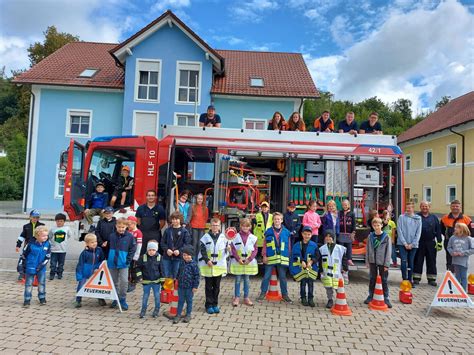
xmin=134 ymin=112 xmax=158 ymax=136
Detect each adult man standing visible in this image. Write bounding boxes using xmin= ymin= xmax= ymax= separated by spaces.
xmin=337 ymin=112 xmax=358 ymax=135
xmin=135 ymin=190 xmax=166 ymax=255
xmin=359 ymin=112 xmax=383 ymax=134
xmin=413 ymin=201 xmax=442 ymax=286
xmin=199 ymin=105 xmax=221 ymax=127
xmin=440 ymin=200 xmax=473 ymax=271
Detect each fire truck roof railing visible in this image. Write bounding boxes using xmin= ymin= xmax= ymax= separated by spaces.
xmin=162 ymin=125 xmax=398 ymax=146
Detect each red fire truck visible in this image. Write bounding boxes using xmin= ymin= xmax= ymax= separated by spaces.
xmin=60 ymin=126 xmax=404 ymax=264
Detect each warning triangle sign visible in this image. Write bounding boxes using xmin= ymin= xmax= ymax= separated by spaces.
xmin=426 ymin=271 xmax=474 ymax=316
xmin=436 ymin=271 xmax=468 ymax=298
xmin=76 ymin=261 xmax=120 ymax=308
xmin=85 ymin=262 xmax=113 ymax=290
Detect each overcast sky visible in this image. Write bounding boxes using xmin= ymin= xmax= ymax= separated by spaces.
xmin=1 ymin=0 xmax=473 ymax=114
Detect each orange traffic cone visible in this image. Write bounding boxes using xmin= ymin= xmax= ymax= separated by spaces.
xmin=163 ymin=281 xmax=179 ymax=319
xmin=331 ymin=278 xmax=352 ymax=316
xmin=368 ymin=275 xmax=388 ymax=311
xmin=266 ymin=268 xmax=282 ymax=301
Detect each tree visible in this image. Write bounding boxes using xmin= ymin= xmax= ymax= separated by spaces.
xmin=28 ymin=26 xmax=79 ymax=66
xmin=392 ymin=98 xmax=412 ymax=120
xmin=0 ymin=26 xmax=79 ymax=200
xmin=435 ymin=96 xmax=451 ymax=110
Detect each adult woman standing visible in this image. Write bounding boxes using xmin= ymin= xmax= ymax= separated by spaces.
xmin=187 ymin=193 xmax=209 ymax=258
xmin=267 ymin=112 xmax=288 ymax=131
xmin=287 ymin=112 xmax=306 ymax=132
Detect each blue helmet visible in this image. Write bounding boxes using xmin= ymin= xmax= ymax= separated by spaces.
xmin=29 ymin=209 xmax=41 ymax=217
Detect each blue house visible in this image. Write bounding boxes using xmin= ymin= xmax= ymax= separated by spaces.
xmin=14 ymin=10 xmax=319 ymax=213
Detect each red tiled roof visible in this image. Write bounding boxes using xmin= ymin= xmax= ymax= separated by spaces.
xmin=212 ymin=50 xmax=319 ymax=98
xmin=13 ymin=42 xmax=124 ymax=89
xmin=398 ymin=91 xmax=474 ymax=143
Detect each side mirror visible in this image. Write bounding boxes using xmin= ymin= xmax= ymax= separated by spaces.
xmin=57 ymin=169 xmax=66 ymax=181
xmin=59 ymin=151 xmax=68 ymax=170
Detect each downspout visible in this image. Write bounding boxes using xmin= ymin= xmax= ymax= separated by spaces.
xmin=298 ymin=98 xmax=304 ymax=113
xmin=23 ymin=88 xmax=35 ymax=212
xmin=450 ymin=128 xmax=465 ymax=207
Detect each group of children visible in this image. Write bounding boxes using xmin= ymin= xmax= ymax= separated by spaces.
xmin=84 ymin=166 xmax=134 ymax=224
xmin=17 ymin=199 xmax=473 ymax=320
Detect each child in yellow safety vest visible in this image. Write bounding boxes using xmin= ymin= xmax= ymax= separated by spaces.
xmin=257 ymin=212 xmax=293 ymax=303
xmin=319 ymin=230 xmax=346 ymax=309
xmin=230 ymin=218 xmax=258 ymax=307
xmin=198 ymin=218 xmax=228 ymax=315
xmin=252 ymin=201 xmax=273 ymax=250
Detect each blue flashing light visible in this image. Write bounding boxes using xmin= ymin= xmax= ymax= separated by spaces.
xmin=93 ymin=135 xmax=138 ymax=142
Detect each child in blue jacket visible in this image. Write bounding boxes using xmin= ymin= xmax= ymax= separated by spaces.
xmin=290 ymin=226 xmax=319 ymax=307
xmin=20 ymin=225 xmax=51 ymax=307
xmin=75 ymin=233 xmax=105 ymax=308
xmin=161 ymin=211 xmax=191 ymax=278
xmin=107 ymin=218 xmax=136 ymax=310
xmin=173 ymin=245 xmax=200 ymax=324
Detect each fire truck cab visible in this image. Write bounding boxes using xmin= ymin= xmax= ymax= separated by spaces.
xmin=60 ymin=126 xmax=404 ymax=266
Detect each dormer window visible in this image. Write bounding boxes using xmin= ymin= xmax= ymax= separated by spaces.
xmin=78 ymin=68 xmax=98 ymax=78
xmin=250 ymin=77 xmax=264 ymax=87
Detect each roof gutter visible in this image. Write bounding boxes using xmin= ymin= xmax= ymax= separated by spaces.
xmin=449 ymin=127 xmax=465 ymax=208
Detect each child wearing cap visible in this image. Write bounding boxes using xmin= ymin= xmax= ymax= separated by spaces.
xmin=319 ymin=230 xmax=346 ymax=309
xmin=364 ymin=217 xmax=392 ymax=308
xmin=84 ymin=182 xmax=109 ymax=225
xmin=257 ymin=212 xmax=293 ymax=304
xmin=127 ymin=216 xmax=143 ymax=292
xmin=252 ymin=201 xmax=273 ymax=257
xmin=290 ymin=226 xmax=319 ymax=307
xmin=16 ymin=210 xmax=45 ymax=280
xmin=198 ymin=218 xmax=228 ymax=314
xmin=136 ymin=240 xmax=163 ymax=318
xmin=75 ymin=233 xmax=105 ymax=308
xmin=174 ymin=245 xmax=200 ymax=324
xmin=95 ymin=206 xmax=116 ymax=258
xmin=48 ymin=213 xmax=72 ymax=280
xmin=284 ymin=201 xmax=301 ymax=245
xmin=110 ymin=165 xmax=134 ymax=209
xmin=230 ymin=218 xmax=258 ymax=307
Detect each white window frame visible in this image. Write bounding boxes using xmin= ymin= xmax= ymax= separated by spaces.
xmin=173 ymin=112 xmax=199 ymax=127
xmin=424 ymin=149 xmax=433 ymax=169
xmin=54 ymin=164 xmax=65 ymax=199
xmin=243 ymin=118 xmax=267 ymax=130
xmin=446 ymin=185 xmax=457 ymax=205
xmin=132 ymin=110 xmax=160 ymax=137
xmin=175 ymin=61 xmax=202 ymax=105
xmin=65 ymin=109 xmax=92 ymax=138
xmin=135 ymin=58 xmax=162 ymax=103
xmin=447 ymin=144 xmax=457 ymax=165
xmin=423 ymin=186 xmax=432 ymax=203
xmin=405 ymin=154 xmax=411 ymax=171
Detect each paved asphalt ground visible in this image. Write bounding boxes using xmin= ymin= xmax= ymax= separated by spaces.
xmin=0 ymin=209 xmax=472 ymax=354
